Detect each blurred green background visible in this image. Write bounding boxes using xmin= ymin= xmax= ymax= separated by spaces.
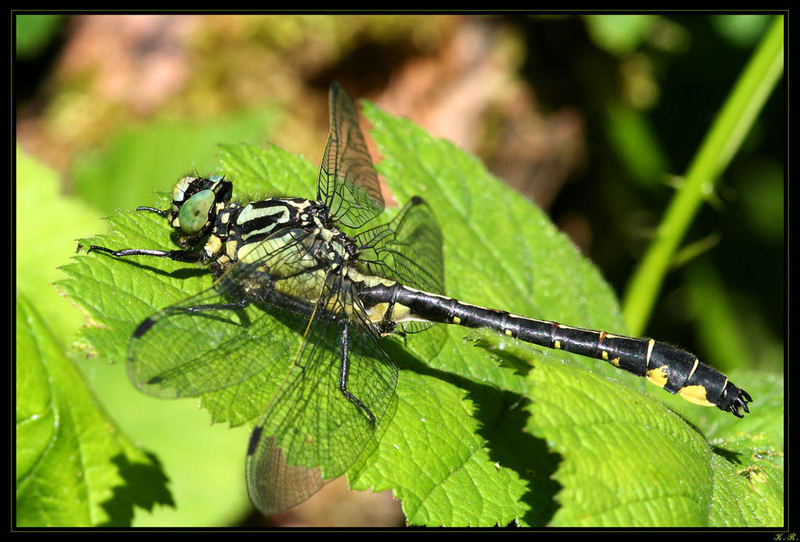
xmin=15 ymin=13 xmax=784 ymax=527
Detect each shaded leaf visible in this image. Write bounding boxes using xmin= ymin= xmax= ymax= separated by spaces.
xmin=16 ymin=296 xmax=172 ymax=527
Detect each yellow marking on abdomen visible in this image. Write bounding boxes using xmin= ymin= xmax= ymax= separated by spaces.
xmin=365 ymin=303 xmax=390 ymax=323
xmin=645 ymin=366 xmax=669 ymax=388
xmin=366 ymin=302 xmax=427 ymax=325
xmin=646 ymin=338 xmax=656 ymax=361
xmin=687 ymin=358 xmax=700 ymax=379
xmin=347 ymin=269 xmax=396 ymax=288
xmin=677 ymin=385 xmax=715 ymax=407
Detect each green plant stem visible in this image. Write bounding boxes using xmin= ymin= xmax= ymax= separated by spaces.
xmin=622 ymin=15 xmax=784 ymax=336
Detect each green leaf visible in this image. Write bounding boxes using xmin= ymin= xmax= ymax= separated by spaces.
xmin=57 ymin=160 xmax=254 ymax=525
xmin=16 ymin=147 xmax=103 ymax=339
xmin=16 ymin=295 xmax=171 ymax=526
xmin=526 ymin=361 xmax=782 ymax=527
xmin=707 ymin=414 xmax=784 ymax=526
xmin=60 ymin=100 xmax=781 ymax=527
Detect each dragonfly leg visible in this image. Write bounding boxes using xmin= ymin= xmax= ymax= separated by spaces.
xmin=182 ymin=298 xmax=250 ymax=312
xmin=87 ymin=244 xmax=206 ymax=263
xmin=339 ymin=323 xmax=376 ymax=424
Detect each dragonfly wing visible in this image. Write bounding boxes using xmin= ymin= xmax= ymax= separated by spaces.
xmin=355 ymin=196 xmax=446 ymax=337
xmin=127 ymin=286 xmax=306 ymax=400
xmin=317 ymin=81 xmax=385 ymax=230
xmin=246 ymin=432 xmax=326 ymax=515
xmin=127 ymin=228 xmax=320 ymax=399
xmin=355 ymin=196 xmax=444 ymax=295
xmin=246 ymin=272 xmax=398 ymax=515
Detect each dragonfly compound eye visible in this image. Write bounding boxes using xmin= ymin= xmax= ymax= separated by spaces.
xmin=178 ymin=188 xmax=215 ymax=234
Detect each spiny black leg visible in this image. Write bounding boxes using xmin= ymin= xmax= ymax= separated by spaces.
xmin=136 ymin=206 xmax=168 ymax=216
xmin=339 ymin=323 xmax=376 ymax=425
xmin=87 ymin=245 xmax=205 ymax=263
xmin=182 ymin=298 xmax=250 ymax=313
xmin=86 ymin=205 xmax=201 ymax=261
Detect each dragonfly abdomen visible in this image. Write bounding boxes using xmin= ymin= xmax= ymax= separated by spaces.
xmin=360 ymin=282 xmax=751 ymax=417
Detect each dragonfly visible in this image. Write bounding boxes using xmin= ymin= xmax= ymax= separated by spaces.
xmin=87 ymin=82 xmax=752 ymax=515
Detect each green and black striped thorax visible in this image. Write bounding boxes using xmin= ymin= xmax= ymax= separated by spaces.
xmin=168 ymin=175 xmax=359 ymax=283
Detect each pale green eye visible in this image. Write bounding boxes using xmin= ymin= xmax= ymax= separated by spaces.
xmin=179 ymin=189 xmax=215 ymax=233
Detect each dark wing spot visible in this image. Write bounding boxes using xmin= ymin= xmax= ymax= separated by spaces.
xmin=248 ymin=426 xmax=263 ymax=456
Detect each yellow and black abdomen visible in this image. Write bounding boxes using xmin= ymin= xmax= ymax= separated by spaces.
xmin=583 ymin=332 xmax=752 ymax=416
xmin=358 ymin=281 xmax=752 ymax=417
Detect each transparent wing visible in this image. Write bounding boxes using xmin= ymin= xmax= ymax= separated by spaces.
xmin=127 ymin=286 xmax=303 ymax=403
xmin=355 ymin=196 xmax=445 ymax=295
xmin=317 ymin=81 xmax=385 ymax=230
xmin=130 ymin=221 xmax=398 ymax=514
xmin=127 ymin=228 xmax=323 ymax=400
xmin=246 ymin=272 xmax=398 ymax=515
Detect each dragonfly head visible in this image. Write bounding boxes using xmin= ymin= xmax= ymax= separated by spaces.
xmin=168 ymin=175 xmax=233 ymax=243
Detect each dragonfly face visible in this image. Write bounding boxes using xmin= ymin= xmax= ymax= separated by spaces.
xmin=166 ymin=175 xmax=233 ymax=247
